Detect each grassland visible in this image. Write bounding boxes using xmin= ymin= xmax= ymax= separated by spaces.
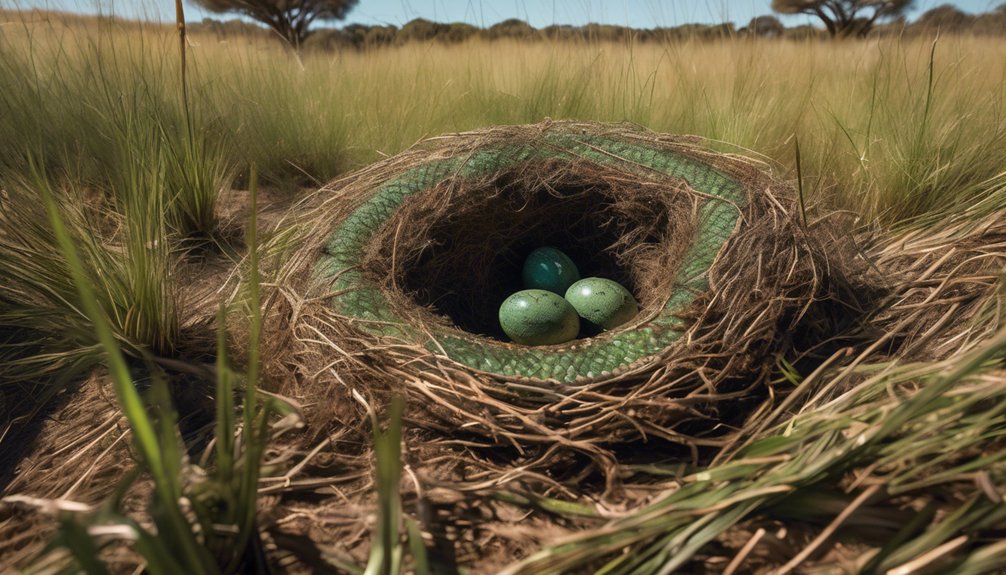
xmin=1 ymin=10 xmax=1005 ymax=574
xmin=3 ymin=14 xmax=1006 ymax=219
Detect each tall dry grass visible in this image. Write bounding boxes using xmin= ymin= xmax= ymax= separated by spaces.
xmin=1 ymin=16 xmax=1004 ymax=221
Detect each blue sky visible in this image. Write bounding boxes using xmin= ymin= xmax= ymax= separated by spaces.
xmin=7 ymin=0 xmax=1002 ymax=28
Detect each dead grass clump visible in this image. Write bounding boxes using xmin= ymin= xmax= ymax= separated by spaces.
xmin=0 ymin=374 xmax=141 ymax=569
xmin=866 ymin=209 xmax=1006 ymax=361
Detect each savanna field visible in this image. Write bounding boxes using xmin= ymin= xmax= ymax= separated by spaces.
xmin=1 ymin=9 xmax=1006 ymax=574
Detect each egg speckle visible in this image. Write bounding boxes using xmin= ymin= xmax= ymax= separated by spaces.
xmin=564 ymin=277 xmax=639 ymax=331
xmin=522 ymin=247 xmax=581 ymax=295
xmin=499 ymin=289 xmax=580 ymax=346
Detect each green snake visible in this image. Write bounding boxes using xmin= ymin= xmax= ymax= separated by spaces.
xmin=318 ymin=134 xmax=746 ymax=383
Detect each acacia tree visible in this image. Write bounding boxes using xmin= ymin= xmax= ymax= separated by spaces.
xmin=192 ymin=0 xmax=358 ymax=49
xmin=771 ymin=0 xmax=913 ymax=37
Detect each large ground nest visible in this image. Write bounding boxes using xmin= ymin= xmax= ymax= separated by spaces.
xmin=278 ymin=121 xmax=868 ymax=477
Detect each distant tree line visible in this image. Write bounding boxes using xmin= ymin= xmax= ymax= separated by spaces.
xmin=188 ymin=3 xmax=1006 ymax=50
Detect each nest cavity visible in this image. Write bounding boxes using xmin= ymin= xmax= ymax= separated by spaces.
xmin=363 ymin=157 xmax=697 ymax=340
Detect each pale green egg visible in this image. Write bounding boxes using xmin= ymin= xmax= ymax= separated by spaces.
xmin=564 ymin=277 xmax=638 ymax=331
xmin=499 ymin=289 xmax=580 ymax=346
xmin=522 ymin=246 xmax=580 ymax=295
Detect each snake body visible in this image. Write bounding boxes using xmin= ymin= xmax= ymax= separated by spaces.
xmin=318 ymin=134 xmax=747 ymax=383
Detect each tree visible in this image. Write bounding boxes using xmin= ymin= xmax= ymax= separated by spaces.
xmin=973 ymin=3 xmax=1006 ymax=35
xmin=484 ymin=19 xmax=539 ymax=41
xmin=397 ymin=18 xmax=442 ymax=43
xmin=771 ymin=0 xmax=913 ymax=37
xmin=743 ymin=15 xmax=785 ymax=37
xmin=915 ymin=4 xmax=972 ymax=32
xmin=191 ymin=0 xmax=358 ymax=49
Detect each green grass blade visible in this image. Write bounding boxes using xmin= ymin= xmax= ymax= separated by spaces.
xmin=39 ymin=161 xmax=214 ymax=574
xmin=364 ymin=396 xmax=404 ymax=575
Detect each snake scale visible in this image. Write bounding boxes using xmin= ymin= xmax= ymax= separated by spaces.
xmin=318 ymin=133 xmax=747 ymax=383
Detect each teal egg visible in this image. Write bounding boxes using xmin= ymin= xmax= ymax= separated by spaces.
xmin=522 ymin=246 xmax=580 ymax=295
xmin=564 ymin=278 xmax=639 ymax=331
xmin=499 ymin=289 xmax=580 ymax=346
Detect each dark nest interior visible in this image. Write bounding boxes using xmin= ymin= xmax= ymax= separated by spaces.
xmin=363 ymin=157 xmax=697 ymax=340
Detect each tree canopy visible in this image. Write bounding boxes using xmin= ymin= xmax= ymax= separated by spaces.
xmin=772 ymin=0 xmax=914 ymax=37
xmin=744 ymin=15 xmax=785 ymax=37
xmin=191 ymin=0 xmax=358 ymax=49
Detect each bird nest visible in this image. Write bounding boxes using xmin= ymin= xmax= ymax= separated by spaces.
xmin=272 ymin=121 xmax=867 ymax=483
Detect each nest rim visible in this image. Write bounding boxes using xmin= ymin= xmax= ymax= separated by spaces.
xmin=316 ymin=129 xmax=756 ymax=384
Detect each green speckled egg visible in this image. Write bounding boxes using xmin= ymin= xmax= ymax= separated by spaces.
xmin=564 ymin=277 xmax=639 ymax=331
xmin=522 ymin=247 xmax=580 ymax=295
xmin=499 ymin=289 xmax=580 ymax=346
